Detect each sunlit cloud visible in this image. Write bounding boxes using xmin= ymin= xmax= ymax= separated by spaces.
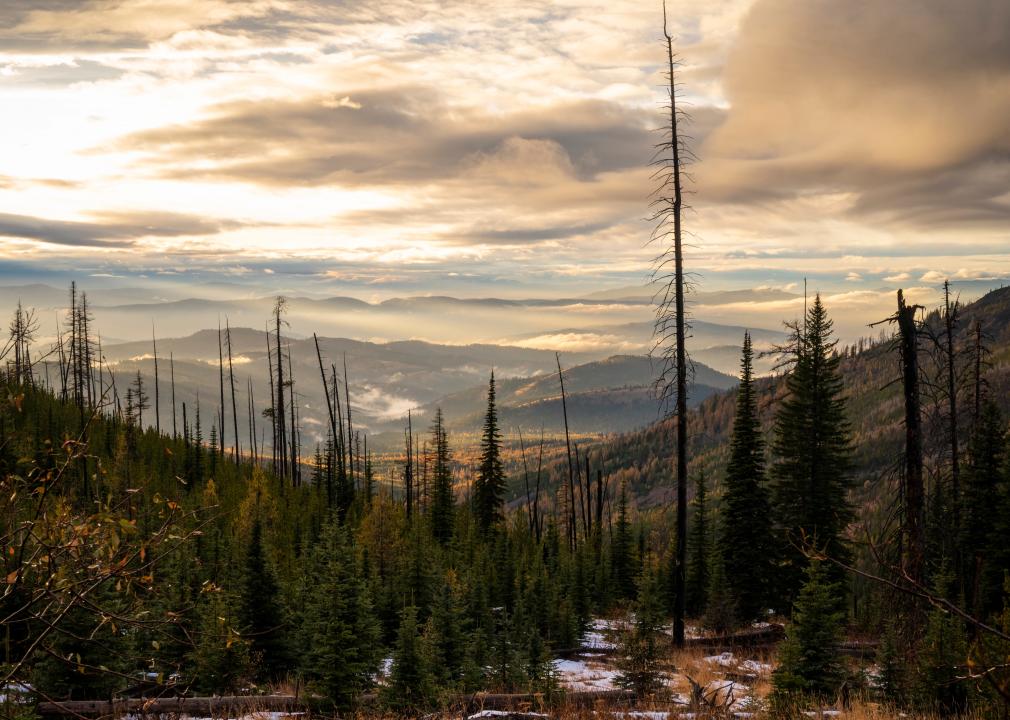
xmin=0 ymin=0 xmax=1006 ymax=317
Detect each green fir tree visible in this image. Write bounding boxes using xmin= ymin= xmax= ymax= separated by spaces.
xmin=721 ymin=332 xmax=775 ymax=619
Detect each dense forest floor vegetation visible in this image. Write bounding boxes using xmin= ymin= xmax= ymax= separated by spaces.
xmin=1 ymin=284 xmax=1010 ymax=719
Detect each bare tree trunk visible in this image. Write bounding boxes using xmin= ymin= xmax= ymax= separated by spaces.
xmin=273 ymin=300 xmax=288 ymax=482
xmin=226 ymin=320 xmax=239 ymax=463
xmin=247 ymin=377 xmax=258 ymax=465
xmin=287 ymin=343 xmax=298 ymax=485
xmin=266 ymin=324 xmax=277 ymax=475
xmin=332 ymin=364 xmax=346 ymax=489
xmin=314 ymin=334 xmax=339 ymax=446
xmin=405 ymin=412 xmax=413 ymax=521
xmin=218 ymin=321 xmax=226 ymax=458
xmin=343 ymin=354 xmax=354 ymax=488
xmin=152 ymin=327 xmax=160 ymax=435
xmin=897 ymin=289 xmax=925 ymax=584
xmin=535 ymin=427 xmax=544 ymax=542
xmin=518 ymin=426 xmax=534 ymax=535
xmin=659 ymin=3 xmax=689 ymax=647
xmin=557 ymin=353 xmax=577 ymax=549
xmin=972 ymin=320 xmax=983 ymax=427
xmin=941 ymin=281 xmax=960 ymax=554
xmin=170 ymin=352 xmax=177 ymax=439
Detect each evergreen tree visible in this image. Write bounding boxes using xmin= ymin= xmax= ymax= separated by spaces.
xmin=29 ymin=581 xmax=129 ymax=700
xmin=771 ymin=296 xmax=853 ymax=605
xmin=960 ymin=400 xmax=1006 ymax=618
xmin=616 ymin=564 xmax=665 ymax=697
xmin=298 ymin=518 xmax=381 ymax=709
xmin=189 ymin=585 xmax=251 ymax=694
xmin=874 ymin=621 xmax=907 ymax=704
xmin=426 ymin=577 xmax=468 ymax=685
xmin=685 ymin=471 xmax=709 ymax=616
xmin=384 ymin=605 xmax=435 ymax=711
xmin=612 ymin=481 xmax=635 ymax=600
xmin=771 ymin=560 xmax=846 ymax=705
xmin=913 ymin=567 xmax=969 ymax=713
xmin=703 ymin=543 xmax=737 ymax=634
xmin=721 ymin=332 xmax=774 ymax=620
xmin=237 ymin=518 xmax=288 ymax=680
xmin=429 ymin=408 xmax=454 ymax=545
xmin=474 ymin=372 xmax=505 ymax=533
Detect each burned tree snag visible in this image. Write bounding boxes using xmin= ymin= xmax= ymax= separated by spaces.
xmin=897 ymin=289 xmax=925 ymax=584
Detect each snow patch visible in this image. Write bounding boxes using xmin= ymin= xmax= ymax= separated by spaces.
xmin=552 ymin=658 xmax=619 ymax=691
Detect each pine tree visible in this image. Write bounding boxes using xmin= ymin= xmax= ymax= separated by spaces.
xmin=960 ymin=400 xmax=1006 ymax=618
xmin=771 ymin=295 xmax=853 ymax=605
xmin=384 ymin=605 xmax=435 ymax=710
xmin=913 ymin=567 xmax=969 ymax=713
xmin=612 ymin=481 xmax=635 ymax=600
xmin=771 ymin=560 xmax=846 ymax=705
xmin=189 ymin=585 xmax=251 ymax=694
xmin=616 ymin=564 xmax=665 ymax=697
xmin=429 ymin=408 xmax=454 ymax=545
xmin=237 ymin=519 xmax=288 ymax=680
xmin=298 ymin=518 xmax=381 ymax=708
xmin=721 ymin=332 xmax=774 ymax=619
xmin=426 ymin=577 xmax=468 ymax=685
xmin=686 ymin=471 xmax=709 ymax=616
xmin=703 ymin=544 xmax=737 ymax=634
xmin=474 ymin=372 xmax=505 ymax=533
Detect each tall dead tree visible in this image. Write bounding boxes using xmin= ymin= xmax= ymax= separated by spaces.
xmin=152 ymin=327 xmax=160 ymax=434
xmin=941 ymin=282 xmax=960 ymax=501
xmin=896 ymin=289 xmax=925 ymax=584
xmin=218 ymin=321 xmax=226 ymax=458
xmin=652 ymin=0 xmax=691 ymax=647
xmin=314 ymin=334 xmax=339 ymax=458
xmin=266 ymin=324 xmax=278 ymax=475
xmin=518 ymin=426 xmax=534 ymax=535
xmin=226 ymin=319 xmax=239 ymax=463
xmin=332 ymin=364 xmax=347 ymax=490
xmin=287 ymin=343 xmax=299 ymax=485
xmin=405 ymin=411 xmax=414 ymax=521
xmin=247 ymin=377 xmax=258 ymax=464
xmin=343 ymin=354 xmax=354 ymax=489
xmin=170 ymin=352 xmax=177 ymax=439
xmin=7 ymin=301 xmax=38 ymax=386
xmin=557 ymin=353 xmax=577 ymax=549
xmin=274 ymin=298 xmax=289 ymax=481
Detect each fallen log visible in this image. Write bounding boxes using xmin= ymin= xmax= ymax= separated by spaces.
xmin=37 ymin=690 xmax=637 ymax=717
xmin=685 ymin=624 xmax=785 ymax=650
xmin=464 ymin=689 xmax=634 ymax=711
xmin=37 ymin=694 xmax=303 ymax=717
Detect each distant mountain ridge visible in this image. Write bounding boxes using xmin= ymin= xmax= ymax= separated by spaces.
xmin=563 ymin=285 xmax=1010 ymax=509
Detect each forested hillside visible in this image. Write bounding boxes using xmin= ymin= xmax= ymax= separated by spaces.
xmin=583 ymin=285 xmax=1010 ymax=509
xmin=3 ymin=283 xmax=1010 ymax=718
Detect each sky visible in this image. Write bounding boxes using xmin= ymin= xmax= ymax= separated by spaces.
xmin=1 ymin=0 xmax=1008 ymax=306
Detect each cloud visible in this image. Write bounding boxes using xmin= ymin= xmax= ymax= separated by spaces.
xmin=114 ymin=89 xmax=656 ymax=188
xmin=698 ymin=0 xmax=1010 ymax=229
xmin=921 ymin=268 xmax=1010 ymax=283
xmin=0 ymin=211 xmax=242 ymax=248
xmin=883 ymin=272 xmax=911 ymax=282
